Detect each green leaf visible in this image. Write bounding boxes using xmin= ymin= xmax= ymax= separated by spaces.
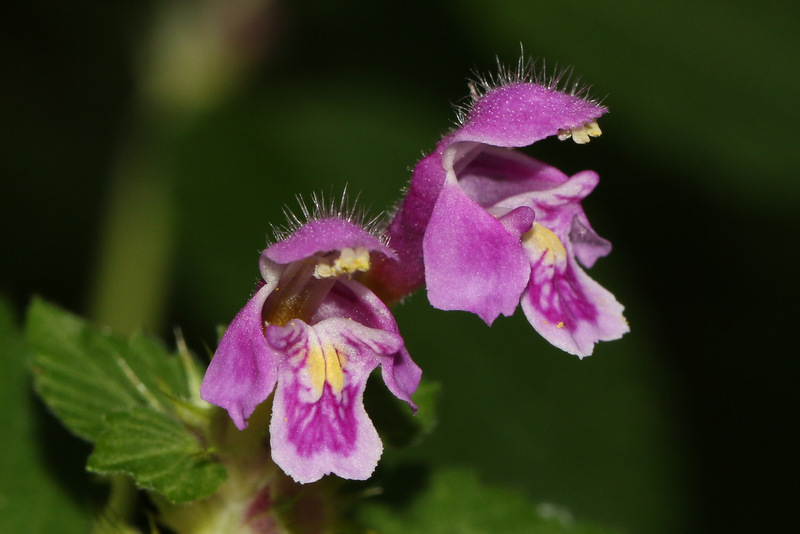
xmin=0 ymin=297 xmax=92 ymax=533
xmin=25 ymin=297 xmax=226 ymax=502
xmin=26 ymin=297 xmax=190 ymax=441
xmin=87 ymin=408 xmax=226 ymax=503
xmin=358 ymin=468 xmax=618 ymax=534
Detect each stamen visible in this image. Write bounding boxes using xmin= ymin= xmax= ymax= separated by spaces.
xmin=557 ymin=121 xmax=602 ymax=144
xmin=314 ymin=247 xmax=371 ymax=279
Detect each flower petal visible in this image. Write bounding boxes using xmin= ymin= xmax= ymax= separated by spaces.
xmin=457 ymin=146 xmax=570 ymax=208
xmin=200 ymin=283 xmax=279 ymax=430
xmin=423 ymin=179 xmax=530 ymax=325
xmin=520 ymin=225 xmax=628 ymax=357
xmin=501 ymin=169 xmax=600 ymax=228
xmin=568 ymin=214 xmax=612 ymax=269
xmin=494 ymin=169 xmax=612 ymax=267
xmin=267 ymin=318 xmax=401 ymax=483
xmin=451 ymin=82 xmax=607 ymax=148
xmin=367 ymin=150 xmax=449 ymax=302
xmin=320 ymin=278 xmax=422 ymax=409
xmin=495 ymin=205 xmax=536 ymax=236
xmin=264 ymin=218 xmax=396 ymax=265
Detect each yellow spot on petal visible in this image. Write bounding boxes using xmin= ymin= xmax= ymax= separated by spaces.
xmin=556 ymin=321 xmax=564 ymax=329
xmin=557 ymin=121 xmax=602 ymax=144
xmin=323 ymin=342 xmax=345 ymax=394
xmin=522 ymin=223 xmax=568 ymax=264
xmin=304 ymin=337 xmax=348 ymax=398
xmin=306 ymin=342 xmax=326 ymax=399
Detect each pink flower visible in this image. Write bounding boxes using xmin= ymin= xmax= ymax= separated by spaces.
xmin=201 ymin=216 xmax=421 ymax=482
xmin=378 ymin=59 xmax=628 ymax=356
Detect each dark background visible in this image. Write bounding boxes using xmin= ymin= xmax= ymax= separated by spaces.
xmin=2 ymin=1 xmax=799 ymax=533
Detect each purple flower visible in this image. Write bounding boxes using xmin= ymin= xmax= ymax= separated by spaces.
xmin=200 ymin=216 xmax=421 ymax=483
xmin=379 ymin=61 xmax=628 ymax=356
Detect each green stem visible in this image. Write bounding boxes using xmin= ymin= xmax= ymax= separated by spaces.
xmin=90 ymin=476 xmax=140 ymax=534
xmin=89 ymin=143 xmax=174 ymax=335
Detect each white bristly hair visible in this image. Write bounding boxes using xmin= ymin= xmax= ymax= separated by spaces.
xmin=454 ymin=53 xmax=606 ymax=126
xmin=268 ymin=185 xmax=388 ymax=247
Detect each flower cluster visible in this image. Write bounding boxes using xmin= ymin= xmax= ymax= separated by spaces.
xmin=201 ymin=58 xmax=627 ymax=485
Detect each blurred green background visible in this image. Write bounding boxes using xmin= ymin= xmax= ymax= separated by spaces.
xmin=2 ymin=0 xmax=799 ymax=533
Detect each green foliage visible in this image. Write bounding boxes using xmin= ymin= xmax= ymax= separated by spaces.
xmin=0 ymin=297 xmax=93 ymax=533
xmin=27 ymin=298 xmax=188 ymax=441
xmin=358 ymin=468 xmax=620 ymax=534
xmin=25 ymin=298 xmax=226 ymax=503
xmin=87 ymin=408 xmax=225 ymax=503
xmin=7 ymin=294 xmax=626 ymax=534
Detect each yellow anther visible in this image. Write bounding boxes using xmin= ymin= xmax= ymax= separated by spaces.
xmin=313 ymin=247 xmax=371 ymax=278
xmin=557 ymin=121 xmax=602 ymax=144
xmin=334 ymin=247 xmax=371 ymax=274
xmin=313 ymin=263 xmax=336 ymax=278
